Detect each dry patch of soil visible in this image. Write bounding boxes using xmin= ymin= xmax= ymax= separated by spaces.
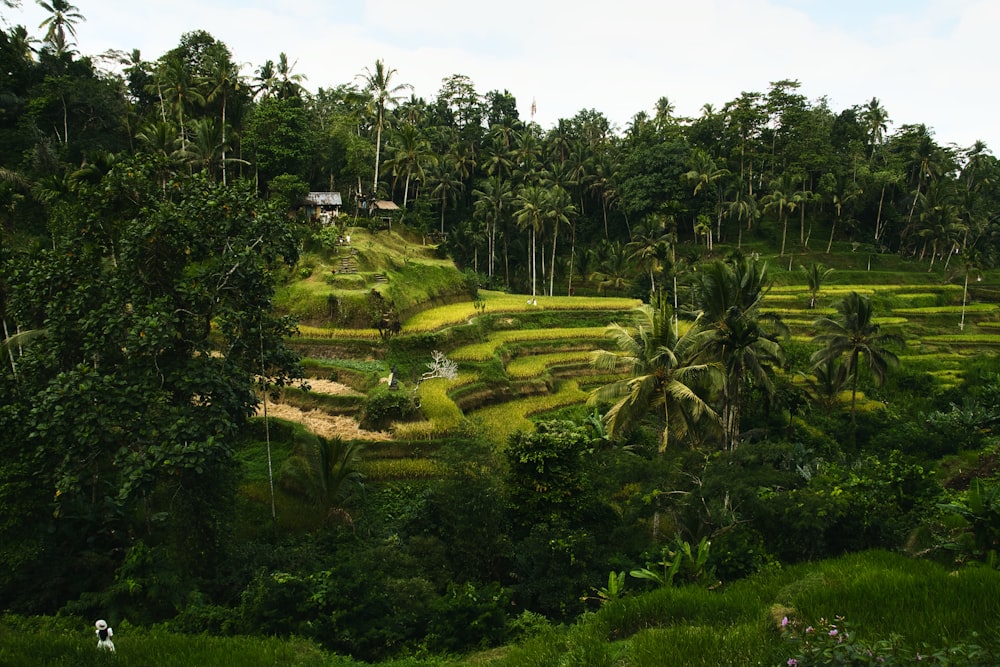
xmin=259 ymin=402 xmax=392 ymax=441
xmin=292 ymin=378 xmax=362 ymax=395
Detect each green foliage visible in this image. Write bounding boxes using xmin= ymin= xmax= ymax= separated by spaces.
xmin=359 ymin=384 xmax=420 ymax=430
xmin=630 ymin=536 xmax=715 ymax=588
xmin=779 ymin=614 xmax=1000 ymax=666
xmin=1 ymin=158 xmax=301 ymax=612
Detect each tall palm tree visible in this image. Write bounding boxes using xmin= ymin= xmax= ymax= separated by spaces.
xmin=472 ymin=174 xmax=512 ymax=280
xmin=357 ymin=59 xmax=411 ymax=196
xmin=515 ymin=185 xmax=547 ymax=297
xmin=36 ymin=0 xmax=83 ymax=55
xmin=684 ymin=149 xmax=730 ymax=249
xmin=154 ymin=56 xmax=205 ymax=154
xmin=274 ymin=52 xmax=306 ymax=99
xmin=825 ymin=176 xmax=862 ymax=254
xmin=385 ymin=123 xmax=436 ymax=208
xmin=810 ymin=291 xmax=902 ymax=427
xmin=428 ymin=163 xmax=463 ymax=235
xmin=545 ymin=185 xmax=576 ymax=297
xmin=203 ymin=51 xmax=241 ymax=185
xmin=691 ymin=258 xmax=784 ymax=450
xmin=589 ymin=298 xmax=719 ymax=451
xmin=761 ymin=174 xmax=799 ymax=257
xmin=860 ymin=97 xmax=889 ymax=159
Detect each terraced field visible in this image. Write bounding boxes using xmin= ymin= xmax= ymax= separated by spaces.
xmin=274 ymin=276 xmax=1000 ymax=466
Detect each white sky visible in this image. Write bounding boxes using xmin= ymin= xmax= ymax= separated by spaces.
xmin=5 ymin=0 xmax=999 ymax=152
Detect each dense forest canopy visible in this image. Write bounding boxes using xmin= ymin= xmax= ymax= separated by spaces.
xmin=2 ymin=4 xmax=1000 ymax=664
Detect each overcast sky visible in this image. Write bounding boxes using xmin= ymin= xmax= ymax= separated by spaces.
xmin=5 ymin=0 xmax=998 ymax=152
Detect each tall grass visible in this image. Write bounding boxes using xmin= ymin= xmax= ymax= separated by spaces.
xmin=0 ymin=618 xmax=345 ymax=667
xmin=479 ymin=550 xmax=1000 ymax=667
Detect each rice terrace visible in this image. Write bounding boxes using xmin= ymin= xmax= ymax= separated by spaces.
xmin=2 ymin=8 xmax=1000 ymax=666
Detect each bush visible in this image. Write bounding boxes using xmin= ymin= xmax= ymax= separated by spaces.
xmin=359 ymin=385 xmax=419 ymax=430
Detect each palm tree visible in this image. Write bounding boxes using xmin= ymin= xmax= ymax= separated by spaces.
xmin=515 ymin=185 xmax=547 ymax=297
xmin=589 ymin=298 xmax=719 ymax=451
xmin=800 ymin=357 xmax=849 ymax=415
xmin=357 ymin=59 xmax=411 ymax=196
xmin=274 ymin=52 xmax=306 ymax=99
xmin=36 ymin=0 xmax=84 ymax=55
xmin=428 ymin=163 xmax=463 ymax=235
xmin=385 ymin=123 xmax=436 ymax=208
xmin=279 ymin=436 xmax=365 ymax=525
xmin=810 ymin=291 xmax=902 ymax=427
xmin=626 ymin=217 xmax=671 ymax=301
xmin=472 ymin=174 xmax=512 ymax=281
xmin=691 ymin=258 xmax=784 ymax=450
xmin=761 ymin=174 xmax=799 ymax=257
xmin=860 ymin=97 xmax=890 ymax=159
xmin=154 ymin=56 xmax=205 ymax=154
xmin=544 ymin=185 xmax=576 ymax=297
xmin=825 ymin=176 xmax=862 ymax=254
xmin=203 ymin=51 xmax=241 ymax=185
xmin=800 ymin=262 xmax=835 ymax=309
xmin=684 ymin=149 xmax=731 ymax=249
xmin=590 ymin=240 xmax=633 ymax=296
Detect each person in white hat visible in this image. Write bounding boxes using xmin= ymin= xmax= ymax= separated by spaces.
xmin=95 ymin=619 xmax=115 ymax=652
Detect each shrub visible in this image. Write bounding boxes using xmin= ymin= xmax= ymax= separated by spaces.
xmin=359 ymin=385 xmax=419 ymax=430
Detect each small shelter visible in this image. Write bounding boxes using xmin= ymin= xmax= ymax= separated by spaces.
xmin=304 ymin=192 xmax=343 ymax=224
xmin=371 ymin=200 xmax=400 ymax=230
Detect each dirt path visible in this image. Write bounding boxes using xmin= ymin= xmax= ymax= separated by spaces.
xmin=258 ymin=402 xmax=392 ymax=441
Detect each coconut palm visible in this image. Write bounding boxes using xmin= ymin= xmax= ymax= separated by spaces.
xmin=357 ymin=59 xmax=411 ymax=195
xmin=590 ymin=240 xmax=633 ymax=296
xmin=279 ymin=436 xmax=365 ymax=525
xmin=761 ymin=174 xmax=799 ymax=257
xmin=684 ymin=149 xmax=731 ymax=249
xmin=385 ymin=123 xmax=436 ymax=208
xmin=860 ymin=97 xmax=890 ymax=158
xmin=472 ymin=174 xmax=512 ymax=280
xmin=810 ymin=291 xmax=902 ymax=427
xmin=800 ymin=262 xmax=835 ymax=309
xmin=514 ymin=185 xmax=547 ymax=297
xmin=589 ymin=297 xmax=719 ymax=451
xmin=545 ymin=185 xmax=576 ymax=297
xmin=36 ymin=0 xmax=83 ymax=55
xmin=690 ymin=257 xmax=785 ymax=450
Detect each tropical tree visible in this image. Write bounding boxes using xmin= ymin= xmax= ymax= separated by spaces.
xmin=860 ymin=97 xmax=890 ymax=158
xmin=589 ymin=297 xmax=718 ymax=451
xmin=36 ymin=0 xmax=83 ymax=55
xmin=589 ymin=240 xmax=633 ymax=296
xmin=684 ymin=148 xmax=730 ymax=249
xmin=357 ymin=59 xmax=411 ymax=195
xmin=472 ymin=174 xmax=512 ymax=281
xmin=690 ymin=257 xmax=784 ymax=450
xmin=514 ymin=185 xmax=547 ymax=296
xmin=761 ymin=174 xmax=798 ymax=257
xmin=385 ymin=123 xmax=436 ymax=208
xmin=800 ymin=262 xmax=835 ymax=309
xmin=810 ymin=291 xmax=902 ymax=426
xmin=545 ymin=185 xmax=576 ymax=297
xmin=428 ymin=162 xmax=463 ymax=234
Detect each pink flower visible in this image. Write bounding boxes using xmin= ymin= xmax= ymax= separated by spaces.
xmin=805 ymin=626 xmax=814 ymax=634
xmin=781 ymin=616 xmax=789 ymax=627
xmin=787 ymin=660 xmax=799 ymax=667
xmin=829 ymin=629 xmax=838 ymax=637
